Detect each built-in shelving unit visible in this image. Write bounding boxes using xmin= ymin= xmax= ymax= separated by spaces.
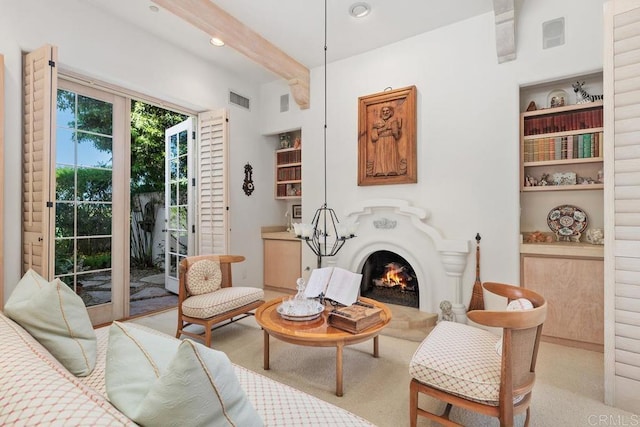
xmin=274 ymin=130 xmax=301 ymax=200
xmin=519 ymin=74 xmax=604 ymax=351
xmin=521 ymin=101 xmax=603 ymax=192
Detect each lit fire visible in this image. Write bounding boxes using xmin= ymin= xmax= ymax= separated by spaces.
xmin=384 ymin=270 xmax=405 ymax=288
xmin=372 ymin=263 xmax=407 ymax=289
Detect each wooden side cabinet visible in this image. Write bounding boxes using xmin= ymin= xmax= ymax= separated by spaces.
xmin=521 ymin=254 xmax=603 ymax=351
xmin=263 ymin=238 xmax=301 ymax=292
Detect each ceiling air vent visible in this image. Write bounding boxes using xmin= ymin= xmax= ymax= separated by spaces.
xmin=229 ymin=90 xmax=250 ymax=110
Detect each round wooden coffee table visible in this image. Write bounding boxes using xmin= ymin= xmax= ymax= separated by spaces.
xmin=255 ymin=296 xmax=392 ymax=396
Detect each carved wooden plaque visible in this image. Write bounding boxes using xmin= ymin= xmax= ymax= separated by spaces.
xmin=358 ymin=85 xmax=417 ymax=186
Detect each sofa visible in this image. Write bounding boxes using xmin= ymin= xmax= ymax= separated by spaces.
xmin=0 ymin=311 xmax=374 ymax=426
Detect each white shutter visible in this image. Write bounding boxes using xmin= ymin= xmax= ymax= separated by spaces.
xmin=0 ymin=53 xmax=4 ymax=305
xmin=22 ymin=45 xmax=57 ymax=278
xmin=605 ymin=0 xmax=640 ymax=413
xmin=196 ymin=109 xmax=229 ymax=255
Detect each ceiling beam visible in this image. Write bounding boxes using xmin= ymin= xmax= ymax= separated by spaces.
xmin=151 ymin=0 xmax=310 ymax=109
xmin=493 ymin=0 xmax=516 ymax=63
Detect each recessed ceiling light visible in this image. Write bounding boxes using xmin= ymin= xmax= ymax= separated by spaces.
xmin=210 ymin=37 xmax=225 ymax=47
xmin=349 ymin=2 xmax=371 ymax=18
xmin=149 ymin=5 xmax=159 ymax=12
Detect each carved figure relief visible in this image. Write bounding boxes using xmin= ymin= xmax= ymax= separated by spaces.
xmin=358 ymin=86 xmax=417 ymax=186
xmin=370 ymin=106 xmax=405 ymax=177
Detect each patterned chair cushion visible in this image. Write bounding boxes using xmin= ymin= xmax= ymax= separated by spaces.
xmin=4 ymin=269 xmax=97 ymax=377
xmin=106 ymin=322 xmax=263 ymax=426
xmin=409 ymin=321 xmax=503 ymax=405
xmin=186 ymin=259 xmax=222 ymax=295
xmin=182 ymin=287 xmax=264 ymax=319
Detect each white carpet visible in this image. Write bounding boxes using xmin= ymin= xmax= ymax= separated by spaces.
xmin=131 ymin=309 xmax=638 ymax=426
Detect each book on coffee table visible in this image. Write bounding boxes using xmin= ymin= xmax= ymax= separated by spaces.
xmin=328 ymin=302 xmax=384 ymax=334
xmin=304 ymin=266 xmax=362 ymax=306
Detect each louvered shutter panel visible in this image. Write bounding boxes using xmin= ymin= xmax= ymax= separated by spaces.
xmin=0 ymin=54 xmax=4 ymax=305
xmin=22 ymin=45 xmax=57 ymax=278
xmin=605 ymin=0 xmax=640 ymax=413
xmin=197 ymin=110 xmax=229 ymax=255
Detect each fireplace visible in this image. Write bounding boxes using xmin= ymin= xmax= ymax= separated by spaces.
xmin=360 ymin=250 xmax=418 ymax=308
xmin=331 ymin=199 xmax=470 ymax=318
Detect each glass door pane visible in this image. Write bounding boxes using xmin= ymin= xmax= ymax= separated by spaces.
xmin=55 ymin=89 xmax=114 ymax=308
xmin=164 ymin=118 xmax=193 ymax=293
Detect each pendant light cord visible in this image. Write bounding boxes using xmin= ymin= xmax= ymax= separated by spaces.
xmin=323 ymin=0 xmax=328 ymax=208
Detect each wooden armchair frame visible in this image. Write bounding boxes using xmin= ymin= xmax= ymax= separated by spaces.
xmin=410 ymin=282 xmax=547 ymax=427
xmin=176 ymin=254 xmax=264 ymax=347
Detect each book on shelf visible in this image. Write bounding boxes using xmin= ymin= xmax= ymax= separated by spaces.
xmin=583 ymin=133 xmax=592 ymax=158
xmin=304 ymin=266 xmax=362 ymax=306
xmin=327 ymin=301 xmax=384 ymax=334
xmin=523 ymin=132 xmax=605 ymax=163
xmin=523 ymin=105 xmax=603 ymax=136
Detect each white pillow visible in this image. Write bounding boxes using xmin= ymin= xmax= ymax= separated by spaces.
xmin=186 ymin=259 xmax=222 ymax=295
xmin=507 ymin=298 xmax=534 ymax=311
xmin=495 ymin=298 xmax=534 ymax=356
xmin=4 ymin=269 xmax=97 ymax=376
xmin=106 ymin=322 xmax=262 ymax=427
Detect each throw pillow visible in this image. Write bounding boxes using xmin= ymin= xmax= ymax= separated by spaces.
xmin=106 ymin=322 xmax=263 ymax=427
xmin=507 ymin=298 xmax=534 ymax=311
xmin=4 ymin=269 xmax=97 ymax=376
xmin=495 ymin=298 xmax=534 ymax=356
xmin=186 ymin=259 xmax=222 ymax=295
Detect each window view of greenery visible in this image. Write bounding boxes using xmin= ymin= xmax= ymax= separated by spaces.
xmin=55 ymin=89 xmax=186 ymax=308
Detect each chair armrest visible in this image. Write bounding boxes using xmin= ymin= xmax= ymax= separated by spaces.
xmin=467 ymin=304 xmax=547 ymax=329
xmin=468 ymin=282 xmax=547 ymax=329
xmin=482 ymin=282 xmax=546 ymax=308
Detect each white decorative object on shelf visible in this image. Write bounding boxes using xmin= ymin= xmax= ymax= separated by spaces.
xmin=551 ymin=172 xmax=577 ymax=186
xmin=585 ymin=228 xmax=604 ymax=245
xmin=547 ymin=89 xmax=568 ymax=108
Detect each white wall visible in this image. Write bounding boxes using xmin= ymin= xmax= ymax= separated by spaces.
xmin=1 ymin=0 xmax=607 ymax=306
xmin=0 ymin=0 xmax=281 ymax=301
xmin=259 ymin=0 xmax=606 ymax=306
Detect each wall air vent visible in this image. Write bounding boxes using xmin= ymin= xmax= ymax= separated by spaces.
xmin=542 ymin=17 xmax=565 ymax=49
xmin=280 ymin=94 xmax=289 ymax=112
xmin=229 ymin=90 xmax=250 ymax=110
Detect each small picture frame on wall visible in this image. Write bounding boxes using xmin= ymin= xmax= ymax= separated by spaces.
xmin=292 ymin=204 xmax=302 ymax=219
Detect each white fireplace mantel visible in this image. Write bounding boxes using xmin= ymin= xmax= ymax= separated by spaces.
xmin=336 ymin=199 xmax=471 ymax=320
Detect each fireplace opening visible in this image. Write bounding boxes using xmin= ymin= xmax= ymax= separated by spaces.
xmin=360 ymin=250 xmax=418 ymax=308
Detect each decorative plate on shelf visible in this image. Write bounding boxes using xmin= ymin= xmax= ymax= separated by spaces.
xmin=547 ymin=205 xmax=588 ymax=239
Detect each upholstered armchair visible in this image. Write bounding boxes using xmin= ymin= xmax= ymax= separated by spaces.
xmin=176 ymin=254 xmax=264 ymax=347
xmin=409 ymin=282 xmax=547 ymax=427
